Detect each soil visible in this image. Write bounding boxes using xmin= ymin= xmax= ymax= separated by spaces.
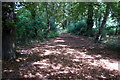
xmin=2 ymin=33 xmax=120 ymax=80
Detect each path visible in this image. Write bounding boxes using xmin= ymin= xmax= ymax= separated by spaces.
xmin=2 ymin=33 xmax=120 ymax=80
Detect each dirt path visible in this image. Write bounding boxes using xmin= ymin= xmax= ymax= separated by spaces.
xmin=2 ymin=33 xmax=120 ymax=80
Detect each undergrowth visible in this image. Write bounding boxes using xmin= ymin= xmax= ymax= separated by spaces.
xmin=103 ymin=36 xmax=120 ymax=52
xmin=16 ymin=32 xmax=58 ymax=47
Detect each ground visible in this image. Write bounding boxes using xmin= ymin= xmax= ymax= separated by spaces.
xmin=2 ymin=33 xmax=120 ymax=80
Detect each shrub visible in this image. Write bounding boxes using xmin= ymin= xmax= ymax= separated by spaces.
xmin=104 ymin=37 xmax=120 ymax=52
xmin=48 ymin=31 xmax=58 ymax=39
xmin=67 ymin=20 xmax=87 ymax=35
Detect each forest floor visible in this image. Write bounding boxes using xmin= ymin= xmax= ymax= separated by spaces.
xmin=2 ymin=33 xmax=120 ymax=80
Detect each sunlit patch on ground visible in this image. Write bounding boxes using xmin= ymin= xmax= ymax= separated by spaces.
xmin=54 ymin=39 xmax=65 ymax=43
xmin=99 ymin=59 xmax=119 ymax=71
xmin=2 ymin=33 xmax=120 ymax=79
xmin=4 ymin=70 xmax=14 ymax=72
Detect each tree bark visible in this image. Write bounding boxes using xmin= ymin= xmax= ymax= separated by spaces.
xmin=115 ymin=19 xmax=120 ymax=35
xmin=45 ymin=3 xmax=50 ymax=34
xmin=95 ymin=3 xmax=110 ymax=42
xmin=2 ymin=2 xmax=16 ymax=60
xmin=86 ymin=3 xmax=94 ymax=36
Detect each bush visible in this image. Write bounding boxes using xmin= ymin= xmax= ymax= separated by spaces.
xmin=16 ymin=10 xmax=58 ymax=46
xmin=104 ymin=37 xmax=120 ymax=52
xmin=48 ymin=31 xmax=58 ymax=39
xmin=67 ymin=23 xmax=75 ymax=33
xmin=67 ymin=20 xmax=87 ymax=35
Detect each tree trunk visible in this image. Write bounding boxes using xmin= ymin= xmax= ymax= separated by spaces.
xmin=2 ymin=2 xmax=16 ymax=60
xmin=95 ymin=3 xmax=110 ymax=42
xmin=62 ymin=3 xmax=66 ymax=29
xmin=45 ymin=3 xmax=50 ymax=34
xmin=31 ymin=3 xmax=37 ymax=38
xmin=115 ymin=19 xmax=120 ymax=35
xmin=86 ymin=3 xmax=94 ymax=36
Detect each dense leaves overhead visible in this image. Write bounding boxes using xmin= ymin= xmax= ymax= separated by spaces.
xmin=14 ymin=2 xmax=120 ymax=43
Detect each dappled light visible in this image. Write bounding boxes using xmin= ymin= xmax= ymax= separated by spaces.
xmin=2 ymin=33 xmax=120 ymax=79
xmin=2 ymin=2 xmax=120 ymax=80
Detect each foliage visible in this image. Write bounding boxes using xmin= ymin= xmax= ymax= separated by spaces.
xmin=15 ymin=2 xmax=58 ymax=46
xmin=104 ymin=37 xmax=120 ymax=52
xmin=67 ymin=20 xmax=87 ymax=35
xmin=4 ymin=2 xmax=120 ymax=46
xmin=48 ymin=31 xmax=59 ymax=39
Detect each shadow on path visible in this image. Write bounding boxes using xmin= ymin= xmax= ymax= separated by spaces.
xmin=2 ymin=33 xmax=120 ymax=80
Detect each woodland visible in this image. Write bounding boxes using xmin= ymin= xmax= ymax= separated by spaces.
xmin=2 ymin=2 xmax=120 ymax=80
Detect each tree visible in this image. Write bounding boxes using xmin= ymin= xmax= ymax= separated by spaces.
xmin=24 ymin=2 xmax=39 ymax=38
xmin=86 ymin=3 xmax=94 ymax=36
xmin=95 ymin=3 xmax=110 ymax=42
xmin=110 ymin=2 xmax=120 ymax=35
xmin=2 ymin=2 xmax=16 ymax=60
